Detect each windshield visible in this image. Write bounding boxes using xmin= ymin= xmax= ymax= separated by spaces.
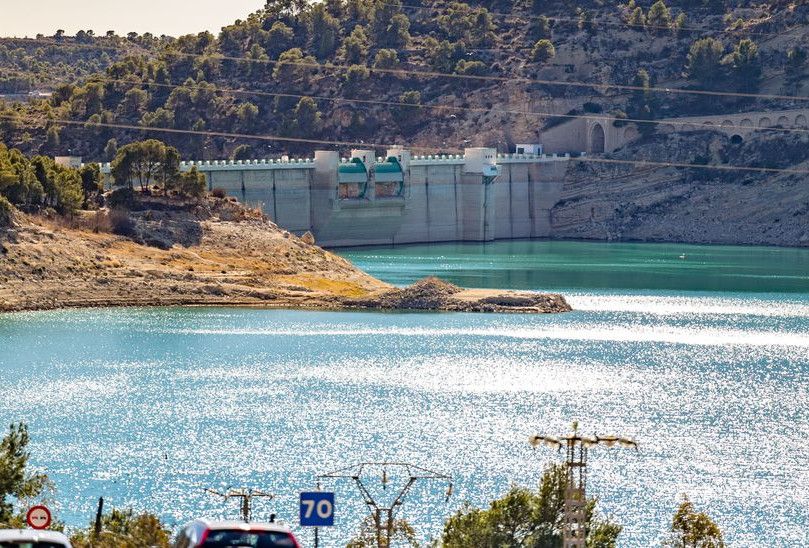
xmin=201 ymin=530 xmax=295 ymax=548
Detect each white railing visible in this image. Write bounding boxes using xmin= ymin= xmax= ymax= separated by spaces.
xmin=98 ymin=152 xmax=575 ymax=174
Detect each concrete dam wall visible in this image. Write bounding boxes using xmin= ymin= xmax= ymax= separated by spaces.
xmin=101 ymin=147 xmax=571 ymax=248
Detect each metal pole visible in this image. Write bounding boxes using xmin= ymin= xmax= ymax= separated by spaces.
xmin=314 ymin=480 xmax=321 ymax=548
xmin=241 ymin=495 xmax=249 ymax=523
xmin=385 ymin=508 xmax=394 ymax=548
xmin=531 ymin=427 xmax=637 ymax=548
xmin=374 ymin=508 xmax=383 ymax=548
xmin=93 ymin=497 xmax=104 ymax=539
xmin=318 ymin=463 xmax=452 ymax=548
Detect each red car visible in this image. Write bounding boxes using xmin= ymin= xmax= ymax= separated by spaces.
xmin=173 ymin=520 xmax=301 ymax=548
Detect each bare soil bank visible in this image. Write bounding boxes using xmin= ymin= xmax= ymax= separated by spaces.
xmin=0 ymin=198 xmax=570 ymax=315
xmin=551 ymin=131 xmax=809 ymax=247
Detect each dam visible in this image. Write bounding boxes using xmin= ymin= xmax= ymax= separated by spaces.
xmin=101 ymin=147 xmax=572 ymax=248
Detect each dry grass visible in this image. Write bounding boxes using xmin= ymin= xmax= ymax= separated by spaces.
xmin=0 ymin=208 xmax=386 ymax=313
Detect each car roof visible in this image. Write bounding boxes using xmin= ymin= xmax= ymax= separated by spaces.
xmin=0 ymin=529 xmax=71 ymax=544
xmin=189 ymin=520 xmax=292 ymax=533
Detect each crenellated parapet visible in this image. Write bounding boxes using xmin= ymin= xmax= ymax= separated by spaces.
xmin=96 ymin=146 xmax=572 ymax=247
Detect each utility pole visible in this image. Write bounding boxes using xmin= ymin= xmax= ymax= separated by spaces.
xmin=205 ymin=488 xmax=275 ymax=523
xmin=319 ymin=462 xmax=452 ymax=548
xmin=530 ymin=422 xmax=637 ymax=548
xmin=93 ymin=497 xmax=104 ymax=539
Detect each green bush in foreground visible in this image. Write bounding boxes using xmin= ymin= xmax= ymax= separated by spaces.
xmin=441 ymin=463 xmax=621 ymax=547
xmin=0 ymin=423 xmax=52 ymax=526
xmin=347 ymin=516 xmax=420 ymax=547
xmin=174 ymin=166 xmax=207 ymax=199
xmin=665 ymin=496 xmax=725 ymax=548
xmin=532 ymin=39 xmax=556 ymax=64
xmin=70 ymin=508 xmax=172 ymax=548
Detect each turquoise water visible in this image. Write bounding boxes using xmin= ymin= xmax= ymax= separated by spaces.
xmin=0 ymin=241 xmax=808 ymax=546
xmin=338 ymin=240 xmax=809 ymax=294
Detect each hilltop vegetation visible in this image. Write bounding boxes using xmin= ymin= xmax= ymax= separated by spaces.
xmin=0 ymin=1 xmax=808 ymax=160
xmin=0 ymin=35 xmax=147 ymax=94
xmin=0 ymin=143 xmax=99 ymax=217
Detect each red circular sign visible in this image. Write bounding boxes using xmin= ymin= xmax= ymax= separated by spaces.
xmin=26 ymin=505 xmax=52 ymax=530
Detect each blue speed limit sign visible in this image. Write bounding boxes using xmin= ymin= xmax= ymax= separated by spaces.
xmin=300 ymin=492 xmax=335 ymax=527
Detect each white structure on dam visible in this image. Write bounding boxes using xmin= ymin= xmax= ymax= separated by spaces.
xmin=101 ymin=147 xmax=572 ymax=247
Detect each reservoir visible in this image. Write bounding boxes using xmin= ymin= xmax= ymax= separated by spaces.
xmin=0 ymin=241 xmax=807 ymax=546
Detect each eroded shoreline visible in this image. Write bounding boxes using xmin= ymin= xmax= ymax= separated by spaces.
xmin=0 ymin=199 xmax=571 ymax=316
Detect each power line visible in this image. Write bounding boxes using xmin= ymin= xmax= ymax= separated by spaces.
xmin=3 ymin=111 xmax=808 ymax=177
xmin=530 ymin=422 xmax=638 ymax=548
xmin=204 ymin=488 xmax=275 ymax=523
xmin=0 ymin=112 xmax=402 ymax=150
xmin=10 ymin=36 xmax=809 ymax=103
xmin=88 ymin=75 xmax=809 ymax=138
xmin=318 ymin=462 xmax=452 ymax=548
xmin=236 ymin=56 xmax=809 ymax=103
xmin=575 ymin=155 xmax=809 ymax=176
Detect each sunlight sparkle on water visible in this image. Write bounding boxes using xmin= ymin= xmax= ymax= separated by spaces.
xmin=1 ymin=293 xmax=807 ymax=546
xmin=2 ymin=238 xmax=809 ymax=546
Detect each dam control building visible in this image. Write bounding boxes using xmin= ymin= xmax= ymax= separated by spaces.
xmin=100 ymin=147 xmax=572 ymax=248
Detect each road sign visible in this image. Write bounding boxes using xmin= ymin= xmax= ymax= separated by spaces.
xmin=26 ymin=505 xmax=52 ymax=530
xmin=300 ymin=492 xmax=335 ymax=527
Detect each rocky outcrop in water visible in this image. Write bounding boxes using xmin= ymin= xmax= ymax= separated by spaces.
xmin=346 ymin=277 xmax=572 ymax=314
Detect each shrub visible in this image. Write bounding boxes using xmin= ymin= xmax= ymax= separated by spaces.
xmin=454 ymin=60 xmax=487 ymax=76
xmin=441 ymin=463 xmax=621 ymax=547
xmin=342 ymin=26 xmax=369 ymax=64
xmin=687 ymin=38 xmax=725 ymax=89
xmin=0 ymin=195 xmax=15 ymax=227
xmin=531 ymin=39 xmax=556 ymax=64
xmin=667 ymin=496 xmax=724 ymax=547
xmin=231 ymin=144 xmax=253 ymax=161
xmin=107 ymin=208 xmax=136 ymax=237
xmin=107 ymin=187 xmax=135 ymax=210
xmin=373 ymin=49 xmax=399 ymax=70
xmin=0 ymin=424 xmax=51 ymax=525
xmin=54 ymin=170 xmax=83 ymax=214
xmin=344 ymin=64 xmax=370 ymax=94
xmin=177 ymin=167 xmax=207 ymax=199
xmin=611 ymin=110 xmax=629 ymax=127
xmin=70 ymin=508 xmax=171 ymax=548
xmin=424 ymin=38 xmax=466 ymax=73
xmin=646 ymin=0 xmax=672 ymax=31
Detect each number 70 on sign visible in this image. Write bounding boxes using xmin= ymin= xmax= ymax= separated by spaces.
xmin=300 ymin=492 xmax=335 ymax=527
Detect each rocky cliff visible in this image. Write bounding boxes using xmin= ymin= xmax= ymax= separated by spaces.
xmin=550 ymin=130 xmax=809 ymax=247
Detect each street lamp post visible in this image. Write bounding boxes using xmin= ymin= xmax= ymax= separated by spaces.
xmin=530 ymin=422 xmax=637 ymax=548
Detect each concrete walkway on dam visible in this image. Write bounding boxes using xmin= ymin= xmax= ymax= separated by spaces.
xmin=100 ymin=147 xmax=575 ymax=248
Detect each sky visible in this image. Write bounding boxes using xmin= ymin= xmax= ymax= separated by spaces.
xmin=0 ymin=0 xmax=267 ymax=38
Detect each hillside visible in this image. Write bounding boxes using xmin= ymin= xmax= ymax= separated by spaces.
xmin=1 ymin=1 xmax=809 ymax=159
xmin=0 ymin=35 xmax=152 ymax=95
xmin=0 ymin=194 xmax=571 ymax=314
xmin=1 ymin=1 xmax=809 ymax=248
xmin=0 ymin=195 xmax=383 ymax=312
xmin=553 ymin=130 xmax=809 ymax=246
